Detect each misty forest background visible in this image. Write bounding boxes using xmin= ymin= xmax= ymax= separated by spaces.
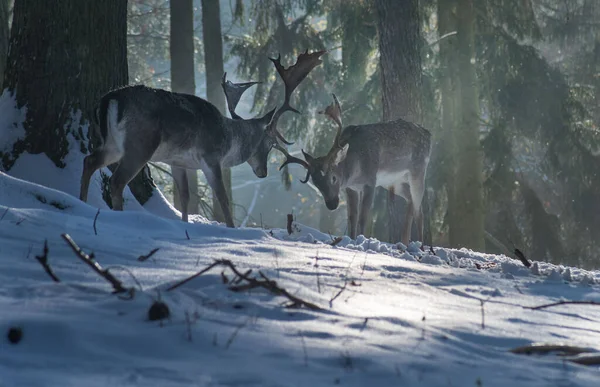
xmin=0 ymin=0 xmax=599 ymax=268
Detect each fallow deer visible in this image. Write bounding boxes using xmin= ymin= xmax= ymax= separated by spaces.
xmin=281 ymin=95 xmax=432 ymax=245
xmin=79 ymin=50 xmax=326 ymax=227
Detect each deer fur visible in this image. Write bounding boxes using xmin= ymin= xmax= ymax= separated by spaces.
xmin=283 ymin=95 xmax=432 ymax=245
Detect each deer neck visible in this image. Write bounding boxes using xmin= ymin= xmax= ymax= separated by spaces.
xmin=221 ymin=117 xmax=265 ymax=167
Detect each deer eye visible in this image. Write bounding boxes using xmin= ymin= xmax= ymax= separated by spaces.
xmin=331 ymin=175 xmax=337 ymax=184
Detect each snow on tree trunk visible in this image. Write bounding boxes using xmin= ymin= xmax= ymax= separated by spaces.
xmin=1 ymin=0 xmax=154 ymax=206
xmin=170 ymin=0 xmax=200 ymax=216
xmin=201 ymin=0 xmax=233 ymax=224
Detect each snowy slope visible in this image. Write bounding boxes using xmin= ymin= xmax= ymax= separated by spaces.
xmin=1 ymin=171 xmax=599 ymax=387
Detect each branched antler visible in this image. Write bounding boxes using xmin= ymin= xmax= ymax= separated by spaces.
xmin=221 ymin=72 xmax=259 ymax=119
xmin=266 ymin=49 xmax=327 ymax=145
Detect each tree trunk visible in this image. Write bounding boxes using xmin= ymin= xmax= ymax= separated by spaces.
xmin=375 ymin=0 xmax=422 ymax=123
xmin=374 ymin=0 xmax=422 ymax=243
xmin=170 ymin=0 xmax=199 ymax=216
xmin=438 ymin=0 xmax=458 ymax=246
xmin=2 ymin=0 xmax=154 ymax=205
xmin=201 ymin=0 xmax=232 ymax=224
xmin=450 ymin=0 xmax=485 ymax=250
xmin=0 ymin=0 xmax=8 ymax=84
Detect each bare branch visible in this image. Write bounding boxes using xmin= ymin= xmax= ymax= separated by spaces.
xmin=34 ymin=240 xmax=61 ymax=283
xmin=93 ymin=209 xmax=100 ymax=235
xmin=527 ymin=300 xmax=600 ymax=310
xmin=138 ymin=247 xmax=160 ymax=262
xmin=61 ymin=234 xmax=128 ymax=294
xmin=167 ymin=259 xmax=321 ymax=310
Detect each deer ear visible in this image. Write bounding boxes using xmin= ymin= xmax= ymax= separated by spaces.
xmin=260 ymin=107 xmax=277 ymax=126
xmin=332 ymin=144 xmax=349 ymax=166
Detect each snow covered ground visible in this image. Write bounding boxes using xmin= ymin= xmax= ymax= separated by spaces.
xmin=1 ymin=169 xmax=600 ymax=387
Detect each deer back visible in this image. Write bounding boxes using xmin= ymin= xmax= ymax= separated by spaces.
xmin=339 ymin=119 xmax=432 ymax=189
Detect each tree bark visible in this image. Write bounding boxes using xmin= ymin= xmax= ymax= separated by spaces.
xmin=374 ymin=0 xmax=423 ymax=243
xmin=0 ymin=0 xmax=8 ymax=84
xmin=438 ymin=0 xmax=458 ymax=246
xmin=170 ymin=0 xmax=199 ymax=216
xmin=201 ymin=0 xmax=232 ymax=224
xmin=2 ymin=0 xmax=154 ymax=204
xmin=450 ymin=0 xmax=485 ymax=250
xmin=375 ymin=0 xmax=422 ymax=123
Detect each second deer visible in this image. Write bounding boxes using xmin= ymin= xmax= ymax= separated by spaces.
xmin=281 ymin=95 xmax=432 ymax=245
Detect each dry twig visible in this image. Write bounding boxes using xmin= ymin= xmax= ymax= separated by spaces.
xmin=527 ymin=300 xmax=600 ymax=310
xmin=61 ymin=233 xmax=128 ymax=294
xmin=138 ymin=247 xmax=160 ymax=262
xmin=34 ymin=240 xmax=61 ymax=282
xmin=93 ymin=209 xmax=100 ymax=235
xmin=514 ymin=248 xmax=531 ymax=268
xmin=167 ymin=259 xmax=321 ymax=310
xmin=287 ymin=214 xmax=294 ymax=235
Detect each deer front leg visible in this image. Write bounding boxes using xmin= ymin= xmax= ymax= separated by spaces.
xmin=201 ymin=160 xmax=235 ymax=228
xmin=345 ymin=188 xmax=359 ymax=238
xmin=171 ymin=166 xmax=190 ymax=222
xmin=357 ymin=185 xmax=375 ymax=237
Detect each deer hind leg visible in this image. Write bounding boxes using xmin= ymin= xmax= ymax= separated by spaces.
xmin=80 ymin=147 xmax=122 ymax=203
xmin=171 ymin=166 xmax=190 ymax=222
xmin=345 ymin=188 xmax=359 ymax=238
xmin=397 ymin=183 xmax=414 ymax=246
xmin=409 ymin=175 xmax=426 ymax=244
xmin=357 ymin=184 xmax=375 ymax=237
xmin=201 ymin=159 xmax=235 ymax=228
xmin=108 ymin=141 xmax=157 ymax=212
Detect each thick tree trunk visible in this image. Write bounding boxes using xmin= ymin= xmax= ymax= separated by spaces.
xmin=170 ymin=0 xmax=199 ymax=216
xmin=375 ymin=0 xmax=422 ymax=123
xmin=374 ymin=0 xmax=423 ymax=243
xmin=201 ymin=0 xmax=233 ymax=224
xmin=0 ymin=0 xmax=8 ymax=84
xmin=451 ymin=0 xmax=485 ymax=250
xmin=2 ymin=0 xmax=154 ymax=205
xmin=3 ymin=0 xmax=128 ymax=166
xmin=438 ymin=0 xmax=459 ymax=246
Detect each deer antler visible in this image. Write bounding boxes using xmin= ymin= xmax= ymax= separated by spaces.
xmin=266 ymin=49 xmax=327 ymax=145
xmin=221 ymin=72 xmax=259 ymax=119
xmin=319 ymin=94 xmax=344 ymax=153
xmin=275 ymin=143 xmax=311 ymax=183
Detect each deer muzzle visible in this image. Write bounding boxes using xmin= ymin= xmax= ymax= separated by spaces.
xmin=325 ymin=197 xmax=340 ymax=210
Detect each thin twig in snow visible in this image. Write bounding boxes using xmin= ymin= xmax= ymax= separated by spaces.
xmin=0 ymin=207 xmax=9 ymax=221
xmin=34 ymin=240 xmax=61 ymax=282
xmin=329 ymin=279 xmax=348 ymax=308
xmin=138 ymin=247 xmax=160 ymax=262
xmin=225 ymin=316 xmax=253 ymax=349
xmin=300 ymin=331 xmax=308 ymax=367
xmin=167 ymin=259 xmax=321 ymax=310
xmin=528 ymin=300 xmax=600 ymax=310
xmin=61 ymin=233 xmax=128 ymax=294
xmin=93 ymin=209 xmax=100 ymax=235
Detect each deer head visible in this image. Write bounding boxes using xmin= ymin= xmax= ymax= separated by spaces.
xmin=223 ymin=50 xmax=326 ymax=179
xmin=280 ymin=94 xmax=349 ymax=209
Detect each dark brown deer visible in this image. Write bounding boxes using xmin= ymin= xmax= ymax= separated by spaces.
xmin=79 ymin=50 xmax=326 ymax=226
xmin=281 ymin=95 xmax=432 ymax=245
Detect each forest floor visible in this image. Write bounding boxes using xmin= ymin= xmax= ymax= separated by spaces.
xmin=1 ymin=169 xmax=600 ymax=387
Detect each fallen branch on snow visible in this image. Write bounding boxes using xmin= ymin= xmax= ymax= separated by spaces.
xmin=527 ymin=300 xmax=600 ymax=310
xmin=61 ymin=233 xmax=129 ymax=294
xmin=166 ymin=259 xmax=321 ymax=310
